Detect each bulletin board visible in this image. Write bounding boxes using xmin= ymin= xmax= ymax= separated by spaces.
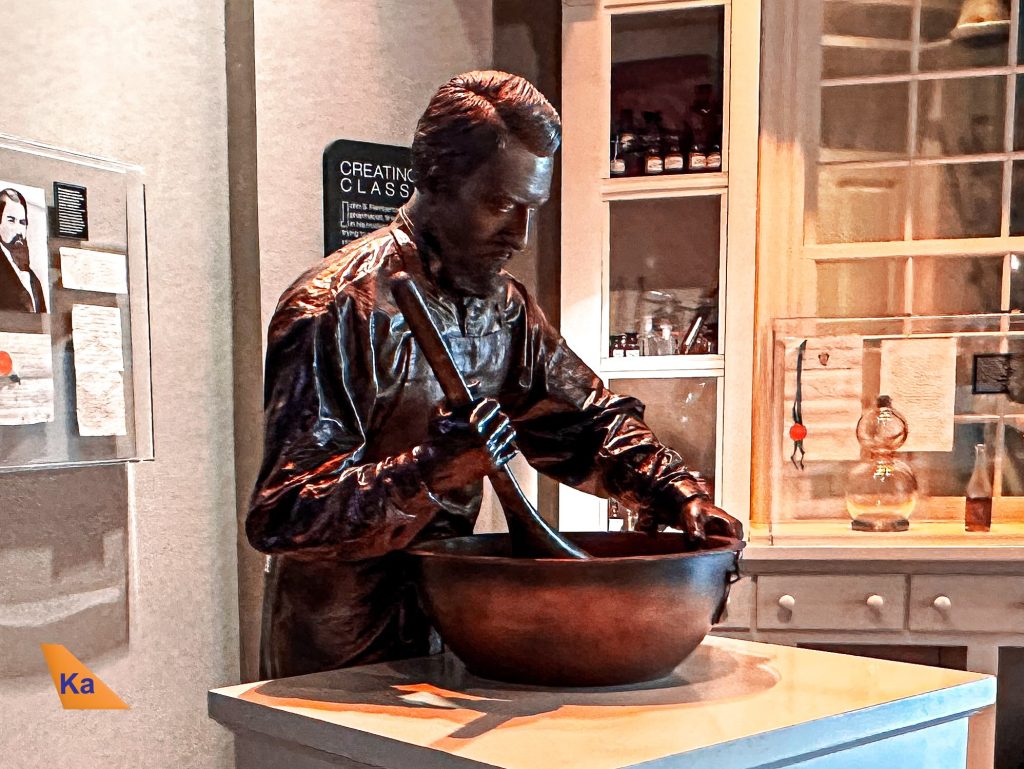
xmin=0 ymin=134 xmax=153 ymax=471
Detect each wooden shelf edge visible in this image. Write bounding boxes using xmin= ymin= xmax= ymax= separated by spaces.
xmin=601 ymin=172 xmax=728 ymax=200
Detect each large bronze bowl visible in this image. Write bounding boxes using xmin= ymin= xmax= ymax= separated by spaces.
xmin=408 ymin=532 xmax=744 ymax=687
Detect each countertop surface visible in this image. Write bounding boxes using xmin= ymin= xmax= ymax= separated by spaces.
xmin=209 ymin=636 xmax=995 ymax=769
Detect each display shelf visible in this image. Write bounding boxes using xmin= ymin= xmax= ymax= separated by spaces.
xmin=751 ymin=520 xmax=1024 ymax=551
xmin=601 ymin=172 xmax=727 ymax=199
xmin=599 ymin=352 xmax=724 ymax=375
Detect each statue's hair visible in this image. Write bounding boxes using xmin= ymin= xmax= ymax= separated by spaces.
xmin=411 ymin=70 xmax=560 ymax=194
xmin=0 ymin=188 xmax=27 ymax=222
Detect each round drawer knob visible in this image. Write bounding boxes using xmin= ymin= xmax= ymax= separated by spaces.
xmin=933 ymin=595 xmax=952 ymax=611
xmin=778 ymin=594 xmax=796 ymax=610
xmin=866 ymin=594 xmax=885 ymax=610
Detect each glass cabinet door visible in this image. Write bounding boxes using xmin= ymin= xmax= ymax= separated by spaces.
xmin=607 ymin=195 xmax=724 ymax=359
xmin=609 ymin=5 xmax=727 ymax=179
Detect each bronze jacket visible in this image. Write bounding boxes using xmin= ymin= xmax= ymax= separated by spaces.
xmin=247 ymin=222 xmax=707 ymax=678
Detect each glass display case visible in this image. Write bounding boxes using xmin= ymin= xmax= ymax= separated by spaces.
xmin=561 ymin=0 xmax=757 ymax=532
xmin=762 ymin=314 xmax=1024 ymax=545
xmin=0 ymin=134 xmax=153 ymax=471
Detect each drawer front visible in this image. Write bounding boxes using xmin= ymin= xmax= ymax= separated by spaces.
xmin=757 ymin=575 xmax=907 ymax=631
xmin=716 ymin=577 xmax=754 ymax=630
xmin=909 ymin=576 xmax=1024 ymax=633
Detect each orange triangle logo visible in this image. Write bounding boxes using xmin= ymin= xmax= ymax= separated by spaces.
xmin=40 ymin=644 xmax=129 ymax=709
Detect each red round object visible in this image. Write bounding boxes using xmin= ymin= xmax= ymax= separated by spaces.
xmin=789 ymin=423 xmax=807 ymax=441
xmin=0 ymin=351 xmax=12 ymax=377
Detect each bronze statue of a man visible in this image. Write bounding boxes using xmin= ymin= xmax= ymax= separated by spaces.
xmin=247 ymin=71 xmax=742 ymax=679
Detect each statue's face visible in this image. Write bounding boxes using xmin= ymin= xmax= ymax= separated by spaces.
xmin=428 ymin=137 xmax=553 ymax=297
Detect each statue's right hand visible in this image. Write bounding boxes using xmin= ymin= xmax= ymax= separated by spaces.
xmin=414 ymin=397 xmax=517 ymax=493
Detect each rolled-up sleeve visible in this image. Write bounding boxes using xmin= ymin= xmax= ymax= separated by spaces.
xmin=510 ymin=290 xmax=709 ymax=512
xmin=246 ymin=293 xmax=444 ymax=561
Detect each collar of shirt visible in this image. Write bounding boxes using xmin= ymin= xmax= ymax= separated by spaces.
xmin=392 ymin=210 xmax=509 ymax=338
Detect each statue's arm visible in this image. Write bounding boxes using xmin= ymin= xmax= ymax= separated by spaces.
xmin=245 ymin=297 xmax=443 ymax=561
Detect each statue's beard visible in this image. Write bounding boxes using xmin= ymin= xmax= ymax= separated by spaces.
xmin=439 ymin=261 xmax=505 ymax=298
xmin=5 ymin=239 xmax=29 ymax=271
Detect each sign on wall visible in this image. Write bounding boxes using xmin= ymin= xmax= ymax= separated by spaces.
xmin=322 ymin=139 xmax=414 ymax=255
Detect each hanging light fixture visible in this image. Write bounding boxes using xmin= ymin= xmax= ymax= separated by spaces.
xmin=949 ymin=0 xmax=1010 ymax=41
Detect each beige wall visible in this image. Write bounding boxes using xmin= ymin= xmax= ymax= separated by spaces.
xmin=4 ymin=3 xmax=499 ymax=765
xmin=1 ymin=2 xmax=238 ymax=769
xmin=238 ymin=0 xmax=495 ymax=680
xmin=254 ymin=0 xmax=495 ymax=330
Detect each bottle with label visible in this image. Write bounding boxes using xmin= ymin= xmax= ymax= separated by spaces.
xmin=624 ymin=332 xmax=641 ymax=357
xmin=706 ymin=142 xmax=722 ymax=172
xmin=616 ymin=109 xmax=641 ymax=177
xmin=610 ymin=135 xmax=626 ymax=177
xmin=687 ymin=84 xmax=718 ymax=173
xmin=687 ymin=141 xmax=708 ymax=172
xmin=663 ymin=131 xmax=684 ymax=173
xmin=965 ymin=443 xmax=993 ymax=532
xmin=641 ymin=111 xmax=663 ymax=175
xmin=610 ymin=334 xmax=627 ymax=358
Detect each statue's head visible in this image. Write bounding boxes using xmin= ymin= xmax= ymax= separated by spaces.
xmin=410 ymin=71 xmax=560 ymax=297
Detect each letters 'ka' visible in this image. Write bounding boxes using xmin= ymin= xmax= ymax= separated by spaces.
xmin=40 ymin=643 xmax=128 ymax=709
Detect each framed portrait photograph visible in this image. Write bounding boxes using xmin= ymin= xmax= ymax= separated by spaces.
xmin=0 ymin=180 xmax=49 ymax=314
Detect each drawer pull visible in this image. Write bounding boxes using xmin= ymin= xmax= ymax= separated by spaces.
xmin=778 ymin=594 xmax=796 ymax=610
xmin=866 ymin=594 xmax=885 ymax=610
xmin=933 ymin=595 xmax=952 ymax=612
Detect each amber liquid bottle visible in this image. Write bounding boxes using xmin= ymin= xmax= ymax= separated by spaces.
xmin=965 ymin=443 xmax=993 ymax=532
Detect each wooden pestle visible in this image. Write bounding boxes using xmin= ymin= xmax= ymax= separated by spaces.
xmin=391 ymin=273 xmax=590 ymax=560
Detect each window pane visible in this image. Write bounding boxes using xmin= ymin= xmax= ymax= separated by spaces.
xmin=821 ymin=1 xmax=912 ymax=78
xmin=1016 ymin=75 xmax=1024 ymax=151
xmin=813 ymin=165 xmax=908 ymax=243
xmin=1012 ymin=160 xmax=1024 ymax=235
xmin=816 ymin=259 xmax=906 ymax=317
xmin=1003 ymin=422 xmax=1024 ymax=496
xmin=607 ymin=377 xmax=718 ymax=492
xmin=911 ymin=421 xmax=994 ymax=497
xmin=912 ymin=256 xmax=1004 ymax=314
xmin=608 ymin=197 xmax=721 ymax=354
xmin=821 ymin=82 xmax=909 ymax=159
xmin=912 ymin=162 xmax=1002 ymax=239
xmin=919 ymin=1 xmax=1009 ymax=72
xmin=917 ymin=76 xmax=1006 ymax=157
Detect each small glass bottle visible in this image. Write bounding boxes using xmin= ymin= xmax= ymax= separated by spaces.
xmin=610 ymin=334 xmax=626 ymax=358
xmin=624 ymin=332 xmax=641 ymax=357
xmin=663 ymin=132 xmax=684 ymax=173
xmin=706 ymin=142 xmax=722 ymax=171
xmin=845 ymin=395 xmax=918 ymax=532
xmin=610 ymin=136 xmax=626 ymax=177
xmin=638 ymin=315 xmax=656 ymax=356
xmin=965 ymin=443 xmax=993 ymax=533
xmin=687 ymin=141 xmax=707 ymax=172
xmin=642 ymin=111 xmax=663 ymax=175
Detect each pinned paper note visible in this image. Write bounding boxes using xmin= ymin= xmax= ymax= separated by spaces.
xmin=880 ymin=337 xmax=956 ymax=453
xmin=0 ymin=332 xmax=54 ymax=424
xmin=72 ymin=304 xmax=126 ymax=436
xmin=784 ymin=335 xmax=864 ymax=461
xmin=60 ymin=247 xmax=128 ymax=294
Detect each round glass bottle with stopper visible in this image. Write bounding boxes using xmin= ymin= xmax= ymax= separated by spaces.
xmin=845 ymin=395 xmax=918 ymax=532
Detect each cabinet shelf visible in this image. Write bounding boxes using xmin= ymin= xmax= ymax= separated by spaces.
xmin=601 ymin=172 xmax=728 ymax=200
xmin=600 ymin=353 xmax=725 ymax=377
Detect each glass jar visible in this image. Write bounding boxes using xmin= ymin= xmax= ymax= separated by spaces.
xmin=845 ymin=395 xmax=918 ymax=531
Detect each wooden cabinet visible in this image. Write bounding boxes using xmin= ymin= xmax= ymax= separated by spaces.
xmin=756 ymin=575 xmax=907 ymax=631
xmin=909 ymin=576 xmax=1024 ymax=634
xmin=559 ymin=0 xmax=760 ymax=532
